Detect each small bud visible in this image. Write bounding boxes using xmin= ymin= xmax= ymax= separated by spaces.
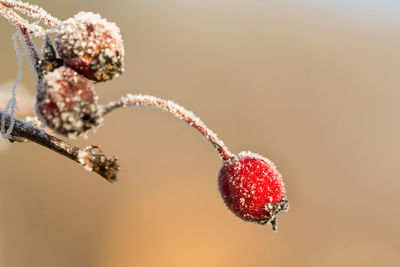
xmin=36 ymin=66 xmax=102 ymax=138
xmin=55 ymin=12 xmax=124 ymax=82
xmin=218 ymin=151 xmax=288 ymax=231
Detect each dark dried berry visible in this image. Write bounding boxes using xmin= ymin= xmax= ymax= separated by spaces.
xmin=55 ymin=12 xmax=124 ymax=82
xmin=36 ymin=66 xmax=102 ymax=138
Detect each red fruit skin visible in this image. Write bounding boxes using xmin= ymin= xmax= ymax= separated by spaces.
xmin=218 ymin=151 xmax=288 ymax=230
xmin=55 ymin=12 xmax=124 ymax=82
xmin=36 ymin=66 xmax=102 ymax=138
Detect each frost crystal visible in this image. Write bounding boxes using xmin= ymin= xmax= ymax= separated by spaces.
xmin=36 ymin=66 xmax=102 ymax=138
xmin=78 ymin=149 xmax=94 ymax=171
xmin=55 ymin=11 xmax=124 ymax=82
xmin=0 ymin=3 xmax=45 ymax=37
xmin=1 ymin=32 xmax=23 ymax=140
xmin=1 ymin=0 xmax=61 ymax=27
xmin=218 ymin=151 xmax=288 ymax=231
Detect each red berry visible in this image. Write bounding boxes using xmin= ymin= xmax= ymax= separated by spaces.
xmin=218 ymin=151 xmax=288 ymax=231
xmin=36 ymin=66 xmax=102 ymax=138
xmin=55 ymin=12 xmax=124 ymax=82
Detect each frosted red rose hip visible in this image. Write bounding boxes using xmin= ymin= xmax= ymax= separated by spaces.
xmin=218 ymin=151 xmax=288 ymax=231
xmin=36 ymin=66 xmax=102 ymax=137
xmin=55 ymin=12 xmax=124 ymax=82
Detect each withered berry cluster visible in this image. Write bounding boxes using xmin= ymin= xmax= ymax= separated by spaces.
xmin=0 ymin=0 xmax=288 ymax=231
xmin=35 ymin=12 xmax=124 ymax=138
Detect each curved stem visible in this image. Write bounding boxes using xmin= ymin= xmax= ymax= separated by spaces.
xmin=0 ymin=0 xmax=60 ymax=28
xmin=102 ymin=94 xmax=235 ymax=163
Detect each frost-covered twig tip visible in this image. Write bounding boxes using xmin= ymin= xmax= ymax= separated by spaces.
xmin=0 ymin=110 xmax=119 ymax=182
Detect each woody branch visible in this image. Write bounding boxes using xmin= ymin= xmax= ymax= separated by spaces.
xmin=0 ymin=110 xmax=120 ymax=182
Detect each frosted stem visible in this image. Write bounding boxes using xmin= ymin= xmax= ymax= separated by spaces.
xmin=0 ymin=2 xmax=45 ymax=37
xmin=0 ymin=6 xmax=41 ymax=140
xmin=102 ymin=94 xmax=235 ymax=162
xmin=1 ymin=32 xmax=22 ymax=139
xmin=0 ymin=0 xmax=60 ymax=27
xmin=0 ymin=5 xmax=42 ymax=77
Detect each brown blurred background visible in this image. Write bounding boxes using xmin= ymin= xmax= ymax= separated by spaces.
xmin=1 ymin=0 xmax=400 ymax=266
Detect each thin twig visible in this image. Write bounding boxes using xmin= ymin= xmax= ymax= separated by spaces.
xmin=0 ymin=92 xmax=34 ymax=117
xmin=102 ymin=94 xmax=235 ymax=162
xmin=1 ymin=31 xmax=22 ymax=139
xmin=0 ymin=0 xmax=60 ymax=27
xmin=0 ymin=110 xmax=120 ymax=182
xmin=0 ymin=2 xmax=45 ymax=37
xmin=1 ymin=4 xmax=42 ymax=140
xmin=0 ymin=4 xmax=42 ymax=76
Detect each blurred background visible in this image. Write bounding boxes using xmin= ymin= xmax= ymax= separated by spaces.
xmin=1 ymin=0 xmax=400 ymax=266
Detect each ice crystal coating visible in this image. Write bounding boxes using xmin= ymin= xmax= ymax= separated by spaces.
xmin=218 ymin=151 xmax=288 ymax=231
xmin=35 ymin=66 xmax=102 ymax=138
xmin=0 ymin=32 xmax=22 ymax=140
xmin=0 ymin=3 xmax=45 ymax=37
xmin=55 ymin=12 xmax=124 ymax=82
xmin=1 ymin=0 xmax=61 ymax=28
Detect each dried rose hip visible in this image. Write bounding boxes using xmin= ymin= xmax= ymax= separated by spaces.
xmin=218 ymin=151 xmax=288 ymax=231
xmin=55 ymin=11 xmax=124 ymax=82
xmin=36 ymin=66 xmax=102 ymax=137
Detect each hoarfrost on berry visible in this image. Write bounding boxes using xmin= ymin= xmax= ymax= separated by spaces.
xmin=35 ymin=66 xmax=102 ymax=138
xmin=55 ymin=11 xmax=124 ymax=82
xmin=218 ymin=151 xmax=288 ymax=231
